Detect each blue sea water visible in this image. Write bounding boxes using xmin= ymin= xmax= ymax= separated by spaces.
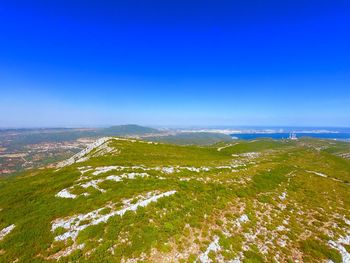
xmin=231 ymin=133 xmax=350 ymax=141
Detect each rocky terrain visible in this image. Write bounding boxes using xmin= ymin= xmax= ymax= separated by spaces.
xmin=0 ymin=137 xmax=350 ymax=262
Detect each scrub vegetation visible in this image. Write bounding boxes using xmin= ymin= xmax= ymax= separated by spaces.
xmin=0 ymin=137 xmax=349 ymax=262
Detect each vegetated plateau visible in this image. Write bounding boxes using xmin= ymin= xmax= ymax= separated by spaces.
xmin=0 ymin=136 xmax=350 ymax=262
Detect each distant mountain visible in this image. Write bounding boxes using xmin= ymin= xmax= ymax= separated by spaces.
xmin=98 ymin=124 xmax=160 ymax=136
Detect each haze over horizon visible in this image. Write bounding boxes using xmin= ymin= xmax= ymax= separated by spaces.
xmin=1 ymin=1 xmax=349 ymax=127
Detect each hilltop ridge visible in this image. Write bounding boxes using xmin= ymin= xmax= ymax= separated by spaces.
xmin=0 ymin=137 xmax=350 ymax=262
xmin=0 ymin=125 xmax=235 ymax=175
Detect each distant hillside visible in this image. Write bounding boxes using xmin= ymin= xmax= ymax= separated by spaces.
xmin=0 ymin=125 xmax=160 ymax=147
xmin=99 ymin=124 xmax=160 ymax=136
xmin=145 ymin=132 xmax=233 ymax=145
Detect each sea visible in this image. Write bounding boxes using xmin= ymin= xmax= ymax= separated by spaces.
xmin=231 ymin=133 xmax=350 ymax=141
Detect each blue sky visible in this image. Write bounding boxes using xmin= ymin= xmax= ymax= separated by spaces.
xmin=0 ymin=0 xmax=349 ymax=127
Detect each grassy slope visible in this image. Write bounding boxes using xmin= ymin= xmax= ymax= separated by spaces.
xmin=144 ymin=132 xmax=233 ymax=145
xmin=0 ymin=139 xmax=349 ymax=262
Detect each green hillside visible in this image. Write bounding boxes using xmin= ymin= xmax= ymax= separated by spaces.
xmin=99 ymin=125 xmax=160 ymax=136
xmin=0 ymin=138 xmax=349 ymax=262
xmin=145 ymin=132 xmax=233 ymax=145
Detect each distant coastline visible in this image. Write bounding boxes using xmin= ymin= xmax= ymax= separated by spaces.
xmin=231 ymin=132 xmax=350 ymax=141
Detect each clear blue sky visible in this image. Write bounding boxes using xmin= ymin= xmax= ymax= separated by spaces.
xmin=0 ymin=1 xmax=349 ymax=128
